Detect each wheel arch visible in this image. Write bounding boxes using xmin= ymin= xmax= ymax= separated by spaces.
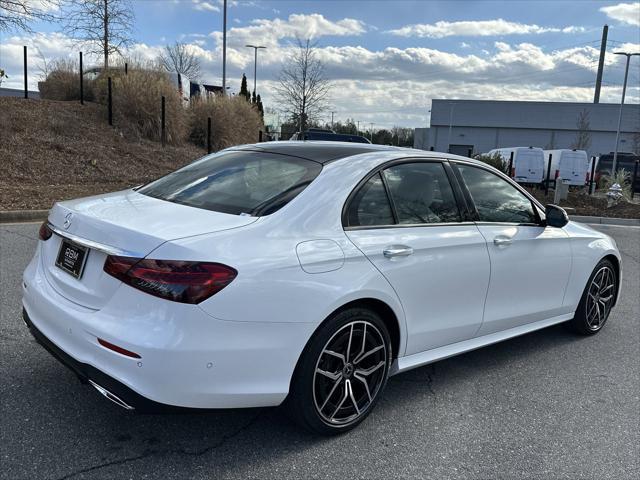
xmin=288 ymin=297 xmax=403 ymax=394
xmin=601 ymin=253 xmax=621 ymax=306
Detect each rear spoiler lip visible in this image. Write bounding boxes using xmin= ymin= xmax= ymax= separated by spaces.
xmin=47 ymin=222 xmax=145 ymax=258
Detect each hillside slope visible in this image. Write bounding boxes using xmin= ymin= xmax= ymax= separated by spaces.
xmin=0 ymin=98 xmax=205 ymax=210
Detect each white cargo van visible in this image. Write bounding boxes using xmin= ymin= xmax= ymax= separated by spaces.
xmin=487 ymin=147 xmax=545 ymax=184
xmin=542 ymin=149 xmax=589 ymax=186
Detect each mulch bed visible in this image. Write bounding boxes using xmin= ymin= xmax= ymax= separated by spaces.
xmin=529 ymin=187 xmax=640 ymax=219
xmin=0 ymin=97 xmax=205 ymax=211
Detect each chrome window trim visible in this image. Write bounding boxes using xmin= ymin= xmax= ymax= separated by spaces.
xmin=47 ymin=222 xmax=144 ymax=258
xmin=344 ymin=221 xmax=478 ymax=231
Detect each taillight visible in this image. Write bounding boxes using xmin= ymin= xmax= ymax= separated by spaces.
xmin=104 ymin=256 xmax=237 ymax=304
xmin=39 ymin=222 xmax=52 ymax=241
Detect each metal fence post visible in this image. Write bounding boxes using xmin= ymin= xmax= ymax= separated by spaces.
xmin=107 ymin=77 xmax=113 ymax=126
xmin=79 ymin=52 xmax=84 ymax=105
xmin=467 ymin=147 xmax=472 ymax=158
xmin=589 ymin=156 xmax=596 ymax=195
xmin=545 ymin=153 xmax=553 ymax=195
xmin=259 ymin=130 xmax=263 ymax=142
xmin=161 ymin=96 xmax=166 ymax=146
xmin=23 ymin=46 xmax=28 ymax=99
xmin=632 ymin=160 xmax=639 ymax=200
xmin=429 ymin=146 xmax=434 ymax=151
xmin=207 ymin=117 xmax=212 ymax=154
xmin=125 ymin=62 xmax=128 ymax=75
xmin=508 ymin=151 xmax=514 ymax=178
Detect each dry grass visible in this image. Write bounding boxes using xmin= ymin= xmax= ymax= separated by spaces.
xmin=189 ymin=95 xmax=263 ymax=151
xmin=93 ymin=68 xmax=188 ymax=144
xmin=0 ymin=97 xmax=204 ymax=210
xmin=39 ymin=59 xmax=95 ymax=102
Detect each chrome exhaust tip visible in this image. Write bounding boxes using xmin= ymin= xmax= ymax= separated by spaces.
xmin=88 ymin=379 xmax=135 ymax=410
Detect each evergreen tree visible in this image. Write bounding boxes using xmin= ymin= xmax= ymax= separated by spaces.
xmin=252 ymin=90 xmax=257 ymax=104
xmin=256 ymin=94 xmax=264 ymax=120
xmin=239 ymin=74 xmax=250 ymax=101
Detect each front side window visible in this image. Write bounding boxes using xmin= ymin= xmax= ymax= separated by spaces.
xmin=457 ymin=164 xmax=537 ymax=224
xmin=346 ymin=173 xmax=394 ymax=227
xmin=138 ymin=151 xmax=322 ymax=216
xmin=382 ymin=162 xmax=461 ymax=224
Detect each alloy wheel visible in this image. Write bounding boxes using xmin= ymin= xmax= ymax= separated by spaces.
xmin=312 ymin=320 xmax=387 ymax=427
xmin=585 ymin=266 xmax=616 ymax=331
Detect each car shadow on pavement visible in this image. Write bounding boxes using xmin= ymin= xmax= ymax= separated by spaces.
xmin=9 ymin=321 xmax=590 ymax=479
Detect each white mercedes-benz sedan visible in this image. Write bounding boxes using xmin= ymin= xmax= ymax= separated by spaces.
xmin=23 ymin=142 xmax=621 ymax=434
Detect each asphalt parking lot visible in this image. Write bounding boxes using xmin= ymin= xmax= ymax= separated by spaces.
xmin=1 ymin=222 xmax=638 ymax=480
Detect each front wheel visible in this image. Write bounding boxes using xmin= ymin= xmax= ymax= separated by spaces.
xmin=287 ymin=307 xmax=391 ymax=435
xmin=570 ymin=259 xmax=618 ymax=335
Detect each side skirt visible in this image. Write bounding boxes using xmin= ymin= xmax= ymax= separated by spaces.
xmin=390 ymin=313 xmax=574 ymax=376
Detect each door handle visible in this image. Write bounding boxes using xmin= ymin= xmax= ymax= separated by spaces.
xmin=493 ymin=236 xmax=513 ymax=246
xmin=383 ymin=245 xmax=414 ymax=258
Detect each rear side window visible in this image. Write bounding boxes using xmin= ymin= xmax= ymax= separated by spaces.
xmin=346 ymin=173 xmax=394 ymax=227
xmin=138 ymin=151 xmax=322 ymax=216
xmin=457 ymin=164 xmax=537 ymax=224
xmin=383 ymin=163 xmax=460 ymax=224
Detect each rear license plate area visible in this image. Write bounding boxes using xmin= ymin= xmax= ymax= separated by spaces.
xmin=55 ymin=239 xmax=89 ymax=279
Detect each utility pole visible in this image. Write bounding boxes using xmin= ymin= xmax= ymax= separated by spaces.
xmin=357 ymin=120 xmax=360 ymax=134
xmin=245 ymin=45 xmax=266 ymax=98
xmin=331 ymin=111 xmax=336 ymax=129
xmin=369 ymin=123 xmax=374 ymax=142
xmin=594 ymin=25 xmax=608 ymax=103
xmin=222 ymin=0 xmax=227 ymax=95
xmin=611 ymin=52 xmax=639 ymax=174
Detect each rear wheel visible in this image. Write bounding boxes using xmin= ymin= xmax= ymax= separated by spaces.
xmin=570 ymin=259 xmax=618 ymax=335
xmin=288 ymin=307 xmax=391 ymax=435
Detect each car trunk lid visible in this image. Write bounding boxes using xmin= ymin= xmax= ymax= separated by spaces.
xmin=42 ymin=189 xmax=257 ymax=309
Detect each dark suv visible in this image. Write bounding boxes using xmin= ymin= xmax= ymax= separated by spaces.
xmin=290 ymin=128 xmax=371 ymax=144
xmin=596 ymin=152 xmax=640 ymax=193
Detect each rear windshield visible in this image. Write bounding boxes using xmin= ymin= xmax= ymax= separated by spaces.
xmin=138 ymin=151 xmax=322 ymax=216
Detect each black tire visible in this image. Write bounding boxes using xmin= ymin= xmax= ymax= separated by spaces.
xmin=570 ymin=258 xmax=618 ymax=335
xmin=287 ymin=307 xmax=392 ymax=435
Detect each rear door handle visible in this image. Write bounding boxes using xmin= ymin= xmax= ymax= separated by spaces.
xmin=383 ymin=245 xmax=414 ymax=258
xmin=493 ymin=236 xmax=513 ymax=246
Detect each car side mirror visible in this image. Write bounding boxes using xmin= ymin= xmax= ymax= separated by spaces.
xmin=545 ymin=204 xmax=569 ymax=228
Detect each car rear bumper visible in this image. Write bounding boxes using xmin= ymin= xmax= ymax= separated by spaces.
xmin=22 ymin=245 xmax=316 ymax=410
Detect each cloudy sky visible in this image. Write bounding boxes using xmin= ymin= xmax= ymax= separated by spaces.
xmin=1 ymin=0 xmax=639 ymax=128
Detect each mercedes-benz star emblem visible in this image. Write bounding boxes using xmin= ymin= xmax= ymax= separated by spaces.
xmin=63 ymin=212 xmax=73 ymax=230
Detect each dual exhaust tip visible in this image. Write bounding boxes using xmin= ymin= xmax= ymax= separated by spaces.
xmin=88 ymin=379 xmax=135 ymax=410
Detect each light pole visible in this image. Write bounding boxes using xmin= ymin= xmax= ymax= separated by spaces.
xmin=245 ymin=45 xmax=266 ymax=99
xmin=222 ymin=0 xmax=227 ymax=95
xmin=331 ymin=111 xmax=336 ymax=129
xmin=611 ymin=52 xmax=639 ymax=174
xmin=369 ymin=123 xmax=374 ymax=143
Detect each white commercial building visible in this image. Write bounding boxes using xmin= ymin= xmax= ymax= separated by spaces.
xmin=414 ymin=99 xmax=640 ymax=159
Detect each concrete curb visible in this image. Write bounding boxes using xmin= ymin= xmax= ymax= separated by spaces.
xmin=570 ymin=215 xmax=640 ymax=226
xmin=0 ymin=210 xmax=49 ymax=224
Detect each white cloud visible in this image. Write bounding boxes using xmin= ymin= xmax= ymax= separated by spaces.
xmin=387 ymin=19 xmax=585 ymax=38
xmin=209 ymin=14 xmax=366 ymax=49
xmin=192 ymin=0 xmax=219 ymax=12
xmin=600 ymin=2 xmax=640 ymax=26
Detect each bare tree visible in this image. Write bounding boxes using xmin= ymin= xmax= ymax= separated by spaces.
xmin=274 ymin=38 xmax=331 ymax=132
xmin=159 ymin=42 xmax=202 ymax=80
xmin=0 ymin=0 xmax=60 ymax=32
xmin=571 ymin=109 xmax=592 ymax=151
xmin=63 ymin=0 xmax=134 ymax=69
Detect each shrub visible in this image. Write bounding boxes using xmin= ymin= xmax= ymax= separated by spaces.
xmin=39 ymin=59 xmax=95 ymax=101
xmin=189 ymin=95 xmax=263 ymax=151
xmin=93 ymin=67 xmax=188 ymax=144
xmin=601 ymin=168 xmax=632 ymax=200
xmin=474 ymin=152 xmax=509 ymax=174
